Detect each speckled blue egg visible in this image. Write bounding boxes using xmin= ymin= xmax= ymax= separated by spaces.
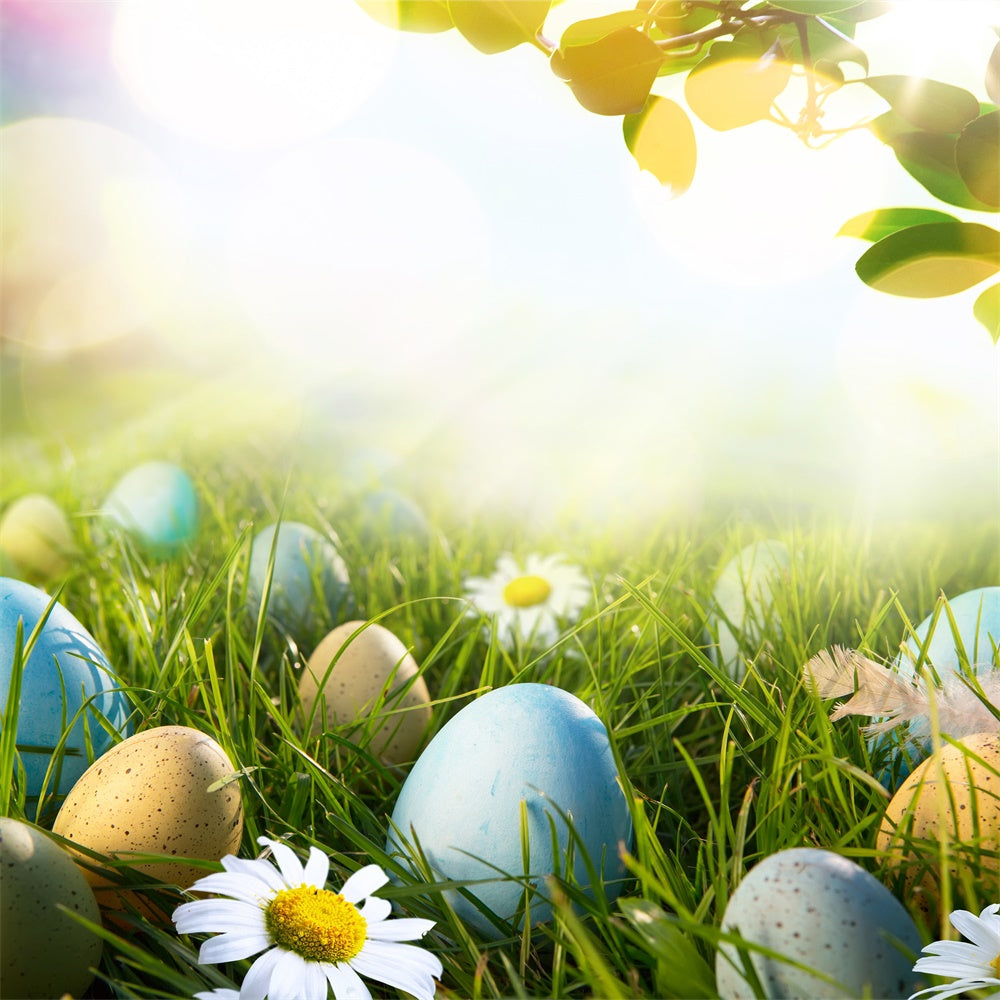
xmin=246 ymin=521 xmax=352 ymax=636
xmin=877 ymin=586 xmax=1000 ymax=787
xmin=716 ymin=848 xmax=922 ymax=1000
xmin=386 ymin=683 xmax=633 ymax=938
xmin=0 ymin=578 xmax=133 ymax=800
xmin=102 ymin=461 xmax=198 ymax=556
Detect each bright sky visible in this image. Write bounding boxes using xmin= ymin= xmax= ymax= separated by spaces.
xmin=3 ymin=1 xmax=999 ymax=525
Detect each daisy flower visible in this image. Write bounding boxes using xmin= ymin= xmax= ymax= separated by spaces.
xmin=908 ymin=903 xmax=1000 ymax=1000
xmin=463 ymin=553 xmax=591 ymax=649
xmin=173 ymin=837 xmax=442 ymax=1000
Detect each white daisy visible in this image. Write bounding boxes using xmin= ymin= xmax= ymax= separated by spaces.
xmin=908 ymin=903 xmax=1000 ymax=1000
xmin=173 ymin=837 xmax=442 ymax=1000
xmin=463 ymin=553 xmax=591 ymax=649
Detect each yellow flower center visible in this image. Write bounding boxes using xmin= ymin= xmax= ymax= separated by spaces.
xmin=503 ymin=574 xmax=552 ymax=608
xmin=265 ymin=886 xmax=367 ymax=963
xmin=992 ymin=951 xmax=1000 ymax=977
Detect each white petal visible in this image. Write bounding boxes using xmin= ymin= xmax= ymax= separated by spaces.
xmin=302 ymin=846 xmax=330 ymax=889
xmin=258 ymin=838 xmax=306 ymax=887
xmin=223 ymin=855 xmax=287 ymax=893
xmin=357 ymin=896 xmax=391 ymax=923
xmin=350 ymin=942 xmax=441 ymax=1000
xmin=908 ymin=978 xmax=1000 ymax=1000
xmin=325 ymin=961 xmax=373 ymax=1000
xmin=241 ymin=947 xmax=283 ymax=1000
xmin=951 ymin=909 xmax=1000 ymax=953
xmin=268 ymin=950 xmax=319 ymax=1000
xmin=358 ymin=938 xmax=443 ymax=977
xmin=365 ymin=917 xmax=436 ymax=942
xmin=174 ymin=899 xmax=266 ymax=935
xmin=339 ymin=864 xmax=388 ymax=904
xmin=184 ymin=871 xmax=275 ymax=905
xmin=194 ymin=991 xmax=240 ymax=1000
xmin=198 ymin=930 xmax=272 ymax=964
xmin=495 ymin=554 xmax=521 ymax=580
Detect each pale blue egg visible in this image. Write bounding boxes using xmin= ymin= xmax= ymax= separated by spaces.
xmin=246 ymin=521 xmax=352 ymax=636
xmin=0 ymin=577 xmax=133 ymax=800
xmin=877 ymin=585 xmax=1000 ymax=787
xmin=102 ymin=461 xmax=198 ymax=556
xmin=360 ymin=489 xmax=429 ymax=541
xmin=386 ymin=683 xmax=633 ymax=938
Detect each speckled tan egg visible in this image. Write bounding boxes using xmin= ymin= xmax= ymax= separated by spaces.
xmin=299 ymin=621 xmax=432 ymax=765
xmin=1 ymin=817 xmax=102 ymax=1000
xmin=877 ymin=732 xmax=999 ymax=923
xmin=52 ymin=726 xmax=243 ymax=900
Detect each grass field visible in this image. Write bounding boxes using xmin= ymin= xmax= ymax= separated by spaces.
xmin=2 ymin=419 xmax=999 ymax=1000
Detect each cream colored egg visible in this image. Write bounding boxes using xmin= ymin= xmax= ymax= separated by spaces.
xmin=0 ymin=493 xmax=77 ymax=581
xmin=0 ymin=817 xmax=102 ymax=1000
xmin=877 ymin=732 xmax=999 ymax=923
xmin=300 ymin=621 xmax=432 ymax=765
xmin=53 ymin=726 xmax=243 ymax=902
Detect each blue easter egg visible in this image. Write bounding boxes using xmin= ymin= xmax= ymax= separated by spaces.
xmin=102 ymin=461 xmax=198 ymax=556
xmin=360 ymin=489 xmax=429 ymax=541
xmin=0 ymin=577 xmax=133 ymax=800
xmin=386 ymin=683 xmax=633 ymax=938
xmin=246 ymin=522 xmax=352 ymax=636
xmin=876 ymin=585 xmax=1000 ymax=788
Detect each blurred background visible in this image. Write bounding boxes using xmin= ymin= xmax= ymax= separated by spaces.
xmin=2 ymin=0 xmax=998 ymax=529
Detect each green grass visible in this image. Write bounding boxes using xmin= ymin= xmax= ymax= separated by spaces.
xmin=2 ymin=430 xmax=999 ymax=1000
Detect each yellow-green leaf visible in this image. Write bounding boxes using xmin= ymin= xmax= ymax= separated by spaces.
xmin=560 ymin=11 xmax=646 ymax=50
xmin=448 ymin=0 xmax=550 ymax=54
xmin=987 ymin=41 xmax=1000 ymax=105
xmin=956 ymin=110 xmax=1000 ymax=208
xmin=855 ymin=222 xmax=1000 ymax=298
xmin=355 ymin=0 xmax=453 ymax=32
xmin=684 ymin=41 xmax=792 ymax=131
xmin=623 ymin=97 xmax=697 ymax=195
xmin=864 ymin=75 xmax=980 ymax=133
xmin=837 ymin=207 xmax=960 ymax=241
xmin=973 ymin=282 xmax=1000 ymax=343
xmin=551 ymin=27 xmax=663 ymax=116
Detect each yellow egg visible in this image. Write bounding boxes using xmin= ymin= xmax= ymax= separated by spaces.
xmin=52 ymin=726 xmax=243 ymax=906
xmin=299 ymin=621 xmax=432 ymax=765
xmin=877 ymin=732 xmax=999 ymax=923
xmin=0 ymin=493 xmax=77 ymax=581
xmin=0 ymin=817 xmax=102 ymax=1000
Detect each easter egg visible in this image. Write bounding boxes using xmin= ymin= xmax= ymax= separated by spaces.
xmin=102 ymin=461 xmax=198 ymax=556
xmin=360 ymin=489 xmax=429 ymax=541
xmin=53 ymin=725 xmax=244 ymax=902
xmin=707 ymin=540 xmax=791 ymax=678
xmin=0 ymin=577 xmax=133 ymax=800
xmin=716 ymin=847 xmax=922 ymax=1000
xmin=300 ymin=621 xmax=432 ymax=765
xmin=0 ymin=494 xmax=77 ymax=581
xmin=0 ymin=817 xmax=103 ymax=1000
xmin=386 ymin=683 xmax=633 ymax=938
xmin=247 ymin=521 xmax=352 ymax=636
xmin=877 ymin=732 xmax=999 ymax=924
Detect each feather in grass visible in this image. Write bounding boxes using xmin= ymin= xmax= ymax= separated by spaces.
xmin=804 ymin=645 xmax=1000 ymax=741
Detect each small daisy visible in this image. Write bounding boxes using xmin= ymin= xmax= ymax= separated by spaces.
xmin=463 ymin=553 xmax=591 ymax=649
xmin=173 ymin=837 xmax=442 ymax=1000
xmin=908 ymin=903 xmax=1000 ymax=1000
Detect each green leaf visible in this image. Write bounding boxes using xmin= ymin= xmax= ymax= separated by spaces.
xmin=560 ymin=11 xmax=646 ymax=49
xmin=639 ymin=0 xmax=718 ymax=37
xmin=973 ymin=282 xmax=1000 ymax=343
xmin=864 ymin=75 xmax=980 ymax=133
xmin=447 ymin=0 xmax=550 ymax=54
xmin=988 ymin=42 xmax=1000 ymax=105
xmin=778 ymin=17 xmax=868 ymax=73
xmin=956 ymin=110 xmax=1000 ymax=208
xmin=551 ymin=27 xmax=664 ymax=116
xmin=623 ymin=96 xmax=697 ymax=195
xmin=684 ymin=39 xmax=792 ymax=131
xmin=354 ymin=0 xmax=453 ymax=32
xmin=837 ymin=207 xmax=961 ymax=241
xmin=769 ymin=0 xmax=866 ymax=13
xmin=855 ymin=221 xmax=1000 ymax=298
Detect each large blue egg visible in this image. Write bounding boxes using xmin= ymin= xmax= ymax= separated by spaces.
xmin=102 ymin=461 xmax=198 ymax=556
xmin=877 ymin=585 xmax=999 ymax=788
xmin=386 ymin=683 xmax=633 ymax=938
xmin=0 ymin=578 xmax=133 ymax=800
xmin=246 ymin=522 xmax=352 ymax=636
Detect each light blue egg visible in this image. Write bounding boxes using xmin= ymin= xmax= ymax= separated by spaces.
xmin=246 ymin=521 xmax=352 ymax=636
xmin=386 ymin=683 xmax=633 ymax=938
xmin=876 ymin=585 xmax=1000 ymax=788
xmin=102 ymin=461 xmax=198 ymax=556
xmin=360 ymin=489 xmax=429 ymax=541
xmin=0 ymin=577 xmax=133 ymax=800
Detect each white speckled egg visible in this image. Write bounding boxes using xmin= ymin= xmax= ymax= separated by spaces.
xmin=0 ymin=576 xmax=133 ymax=800
xmin=707 ymin=540 xmax=791 ymax=678
xmin=247 ymin=521 xmax=352 ymax=636
xmin=102 ymin=461 xmax=199 ymax=556
xmin=1 ymin=817 xmax=102 ymax=1000
xmin=52 ymin=725 xmax=243 ymax=900
xmin=387 ymin=683 xmax=633 ymax=938
xmin=716 ymin=847 xmax=922 ymax=999
xmin=0 ymin=494 xmax=77 ymax=581
xmin=300 ymin=621 xmax=432 ymax=765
